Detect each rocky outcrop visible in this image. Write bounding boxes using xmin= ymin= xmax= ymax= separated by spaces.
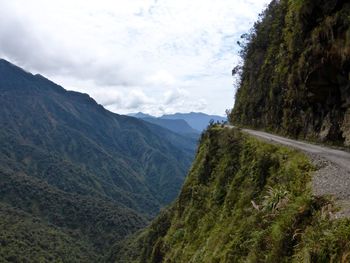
xmin=341 ymin=109 xmax=350 ymax=146
xmin=231 ymin=0 xmax=350 ymax=146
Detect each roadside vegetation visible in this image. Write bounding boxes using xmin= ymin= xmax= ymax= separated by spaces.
xmin=115 ymin=126 xmax=350 ymax=262
xmin=231 ymin=0 xmax=350 ymax=146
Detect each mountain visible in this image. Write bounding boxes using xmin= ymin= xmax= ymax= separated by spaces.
xmin=129 ymin=112 xmax=226 ymax=133
xmin=113 ymin=125 xmax=350 ymax=262
xmin=230 ymin=0 xmax=350 ymax=146
xmin=141 ymin=118 xmax=199 ymax=137
xmin=0 ymin=59 xmax=197 ymax=260
xmin=128 ymin=112 xmax=200 ymax=138
xmin=128 ymin=112 xmax=155 ymax=119
xmin=112 ymin=1 xmax=350 ymax=262
xmin=160 ymin=112 xmax=226 ymax=131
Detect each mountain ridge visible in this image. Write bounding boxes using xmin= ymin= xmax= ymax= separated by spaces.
xmin=160 ymin=112 xmax=226 ymax=131
xmin=130 ymin=111 xmax=226 ymax=132
xmin=0 ymin=58 xmax=197 ymax=260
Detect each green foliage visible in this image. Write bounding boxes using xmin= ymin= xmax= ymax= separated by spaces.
xmin=230 ymin=0 xmax=350 ymax=145
xmin=261 ymin=186 xmax=290 ymax=213
xmin=0 ymin=59 xmax=198 ymax=261
xmin=116 ymin=127 xmax=350 ymax=262
xmin=0 ymin=202 xmax=100 ymax=262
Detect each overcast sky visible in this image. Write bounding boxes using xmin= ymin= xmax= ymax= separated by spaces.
xmin=0 ymin=0 xmax=270 ymax=116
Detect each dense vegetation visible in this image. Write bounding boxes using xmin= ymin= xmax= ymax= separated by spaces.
xmin=230 ymin=0 xmax=350 ymax=146
xmin=0 ymin=59 xmax=197 ymax=261
xmin=0 ymin=201 xmax=102 ymax=262
xmin=112 ymin=1 xmax=350 ymax=261
xmin=115 ymin=126 xmax=350 ymax=262
xmin=2 ymin=0 xmax=349 ymax=260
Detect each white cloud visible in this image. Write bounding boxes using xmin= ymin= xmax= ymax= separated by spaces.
xmin=147 ymin=70 xmax=176 ymax=86
xmin=164 ymin=88 xmax=188 ymax=105
xmin=0 ymin=0 xmax=270 ymax=116
xmin=126 ymin=89 xmax=155 ymax=109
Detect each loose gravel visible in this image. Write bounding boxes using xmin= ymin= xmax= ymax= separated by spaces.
xmin=310 ymin=154 xmax=350 ymax=218
xmin=229 ymin=126 xmax=350 ymax=218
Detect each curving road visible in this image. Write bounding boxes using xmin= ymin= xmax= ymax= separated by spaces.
xmin=237 ymin=128 xmax=350 ymax=170
xmin=227 ymin=126 xmax=350 ymax=216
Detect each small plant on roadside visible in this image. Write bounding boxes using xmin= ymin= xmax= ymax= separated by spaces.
xmin=262 ymin=186 xmax=289 ymax=213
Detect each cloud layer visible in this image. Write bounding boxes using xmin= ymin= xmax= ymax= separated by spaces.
xmin=0 ymin=0 xmax=270 ymax=116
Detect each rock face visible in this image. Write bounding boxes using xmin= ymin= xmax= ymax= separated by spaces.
xmin=230 ymin=0 xmax=350 ymax=146
xmin=341 ymin=109 xmax=350 ymax=146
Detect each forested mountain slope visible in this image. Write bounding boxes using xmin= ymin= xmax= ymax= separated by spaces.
xmin=0 ymin=59 xmax=197 ymax=260
xmin=114 ymin=126 xmax=350 ymax=262
xmin=230 ymin=0 xmax=350 ymax=146
xmin=112 ymin=1 xmax=350 ymax=262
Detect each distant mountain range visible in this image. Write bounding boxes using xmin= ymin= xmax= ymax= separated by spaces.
xmin=0 ymin=59 xmax=197 ymax=261
xmin=128 ymin=112 xmax=155 ymax=119
xmin=161 ymin=112 xmax=227 ymax=131
xmin=128 ymin=112 xmax=227 ymax=133
xmin=142 ymin=118 xmax=199 ymax=136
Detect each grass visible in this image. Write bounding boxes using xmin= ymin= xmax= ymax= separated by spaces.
xmin=116 ymin=126 xmax=350 ymax=262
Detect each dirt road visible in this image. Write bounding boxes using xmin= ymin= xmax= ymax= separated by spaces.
xmin=228 ymin=126 xmax=350 ymax=217
xmin=240 ymin=128 xmax=350 ymax=170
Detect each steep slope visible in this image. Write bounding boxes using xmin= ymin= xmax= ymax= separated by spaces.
xmin=111 ymin=1 xmax=350 ymax=262
xmin=230 ymin=0 xmax=350 ymax=146
xmin=114 ymin=126 xmax=350 ymax=262
xmin=0 ymin=59 xmax=197 ymax=259
xmin=0 ymin=201 xmax=99 ymax=262
xmin=160 ymin=112 xmax=226 ymax=131
xmin=0 ymin=173 xmax=144 ymax=262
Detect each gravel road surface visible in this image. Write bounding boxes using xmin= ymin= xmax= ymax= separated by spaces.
xmin=228 ymin=126 xmax=350 ymax=217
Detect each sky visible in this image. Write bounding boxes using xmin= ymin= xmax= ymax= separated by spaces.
xmin=0 ymin=0 xmax=270 ymax=116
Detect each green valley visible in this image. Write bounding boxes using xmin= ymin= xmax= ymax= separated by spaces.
xmin=0 ymin=59 xmax=197 ymax=261
xmin=1 ymin=0 xmax=350 ymax=262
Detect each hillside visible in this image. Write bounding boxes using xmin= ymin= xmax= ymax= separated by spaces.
xmin=114 ymin=126 xmax=350 ymax=262
xmin=112 ymin=1 xmax=350 ymax=262
xmin=230 ymin=0 xmax=350 ymax=146
xmin=2 ymin=0 xmax=349 ymax=261
xmin=0 ymin=59 xmax=197 ymax=260
xmin=0 ymin=201 xmax=100 ymax=262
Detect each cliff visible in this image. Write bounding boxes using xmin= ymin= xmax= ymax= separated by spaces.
xmin=230 ymin=0 xmax=350 ymax=146
xmin=110 ymin=2 xmax=350 ymax=261
xmin=113 ymin=126 xmax=350 ymax=262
